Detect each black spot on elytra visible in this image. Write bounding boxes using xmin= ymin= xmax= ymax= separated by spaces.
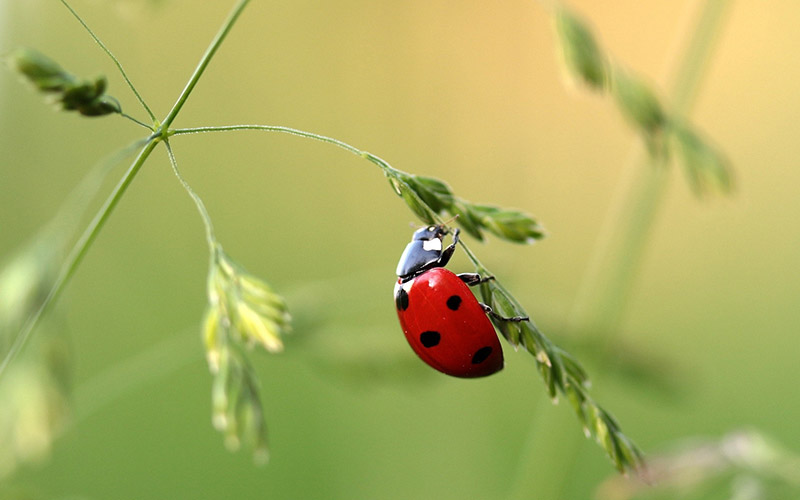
xmin=419 ymin=331 xmax=441 ymax=348
xmin=471 ymin=346 xmax=492 ymax=364
xmin=395 ymin=287 xmax=409 ymax=311
xmin=446 ymin=295 xmax=462 ymax=311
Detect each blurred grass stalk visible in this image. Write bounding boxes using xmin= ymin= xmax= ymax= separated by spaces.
xmin=508 ymin=1 xmax=733 ymax=498
xmin=570 ymin=0 xmax=734 ymax=340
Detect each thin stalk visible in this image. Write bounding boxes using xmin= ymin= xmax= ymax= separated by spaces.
xmin=171 ymin=125 xmax=364 ymax=156
xmin=120 ymin=112 xmax=154 ymax=130
xmin=60 ymin=0 xmax=156 ymax=122
xmin=172 ymin=124 xmax=404 ymax=181
xmin=569 ymin=150 xmax=670 ymax=339
xmin=508 ymin=2 xmax=733 ymax=498
xmin=570 ymin=0 xmax=734 ymax=341
xmin=668 ymin=1 xmax=733 ymax=112
xmin=164 ymin=141 xmax=216 ymax=247
xmin=174 ymin=125 xmax=513 ymax=293
xmin=160 ymin=0 xmax=251 ymax=130
xmin=0 ymin=136 xmax=159 ymax=378
xmin=50 ymin=137 xmax=154 ymax=234
xmin=173 ymin=126 xmax=497 ymax=269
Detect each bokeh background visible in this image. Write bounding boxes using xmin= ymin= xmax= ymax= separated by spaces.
xmin=2 ymin=0 xmax=799 ymax=498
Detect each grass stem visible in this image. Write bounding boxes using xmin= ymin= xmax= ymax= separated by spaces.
xmin=161 ymin=0 xmax=251 ymax=131
xmin=60 ymin=0 xmax=156 ymax=122
xmin=570 ymin=0 xmax=733 ymax=341
xmin=508 ymin=1 xmax=733 ymax=497
xmin=0 ymin=136 xmax=159 ymax=378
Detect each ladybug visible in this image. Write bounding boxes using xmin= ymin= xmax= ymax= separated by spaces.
xmin=394 ymin=224 xmax=527 ymax=378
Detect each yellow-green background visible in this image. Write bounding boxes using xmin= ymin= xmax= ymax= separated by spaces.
xmin=1 ymin=1 xmax=798 ymax=498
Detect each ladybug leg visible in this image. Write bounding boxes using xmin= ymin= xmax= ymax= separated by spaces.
xmin=437 ymin=228 xmax=461 ymax=267
xmin=480 ymin=303 xmax=529 ymax=322
xmin=457 ymin=273 xmax=495 ymax=287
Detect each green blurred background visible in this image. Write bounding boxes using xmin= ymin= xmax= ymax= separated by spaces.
xmin=2 ymin=0 xmax=799 ymax=498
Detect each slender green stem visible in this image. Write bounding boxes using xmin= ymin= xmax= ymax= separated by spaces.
xmin=569 ymin=0 xmax=733 ymax=342
xmin=172 ymin=124 xmax=405 ymax=180
xmin=173 ymin=126 xmax=505 ymax=266
xmin=120 ymin=112 xmax=154 ymax=130
xmin=163 ymin=141 xmax=217 ymax=247
xmin=161 ymin=0 xmax=251 ymax=130
xmin=0 ymin=135 xmax=159 ymax=378
xmin=171 ymin=125 xmax=364 ymax=156
xmin=569 ymin=151 xmax=670 ymax=338
xmin=668 ymin=1 xmax=734 ymax=112
xmin=53 ymin=137 xmax=155 ymax=233
xmin=60 ymin=0 xmax=156 ymax=122
xmin=507 ymin=2 xmax=733 ymax=498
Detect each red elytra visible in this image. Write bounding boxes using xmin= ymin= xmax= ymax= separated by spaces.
xmin=394 ymin=267 xmax=503 ymax=378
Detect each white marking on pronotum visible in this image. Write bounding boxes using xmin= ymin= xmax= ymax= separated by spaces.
xmin=422 ymin=238 xmax=442 ymax=252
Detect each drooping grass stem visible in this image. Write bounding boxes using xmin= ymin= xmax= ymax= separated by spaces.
xmin=172 ymin=125 xmax=499 ymax=283
xmin=170 ymin=125 xmax=364 ymax=156
xmin=164 ymin=141 xmax=217 ymax=248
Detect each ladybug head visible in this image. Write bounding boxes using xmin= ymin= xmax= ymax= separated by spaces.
xmin=396 ymin=224 xmax=454 ymax=280
xmin=411 ymin=224 xmax=448 ymax=242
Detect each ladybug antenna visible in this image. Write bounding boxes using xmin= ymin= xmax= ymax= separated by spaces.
xmin=407 ymin=216 xmax=459 ymax=232
xmin=441 ymin=214 xmax=459 ymax=231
